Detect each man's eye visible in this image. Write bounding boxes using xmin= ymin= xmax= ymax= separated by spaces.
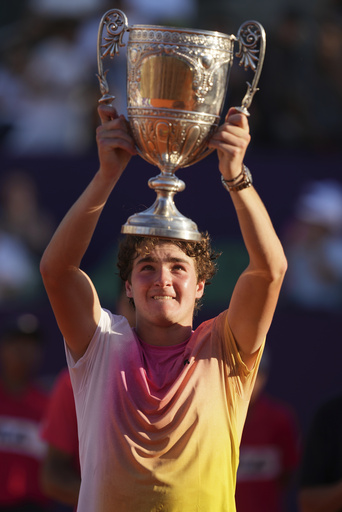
xmin=173 ymin=265 xmax=185 ymax=271
xmin=141 ymin=264 xmax=154 ymax=271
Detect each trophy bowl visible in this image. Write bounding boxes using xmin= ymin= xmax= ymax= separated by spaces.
xmin=97 ymin=10 xmax=266 ymax=241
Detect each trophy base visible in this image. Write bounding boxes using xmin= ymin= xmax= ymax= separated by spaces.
xmin=121 ymin=210 xmax=202 ymax=242
xmin=121 ymin=175 xmax=202 ymax=241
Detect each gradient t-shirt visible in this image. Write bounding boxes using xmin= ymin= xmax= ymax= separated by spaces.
xmin=66 ymin=308 xmax=263 ymax=512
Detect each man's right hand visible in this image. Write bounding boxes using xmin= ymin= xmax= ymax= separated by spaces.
xmin=96 ymin=105 xmax=137 ymax=182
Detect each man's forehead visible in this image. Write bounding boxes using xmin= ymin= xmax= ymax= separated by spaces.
xmin=133 ymin=243 xmax=193 ymax=264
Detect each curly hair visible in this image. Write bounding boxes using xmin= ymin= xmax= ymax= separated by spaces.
xmin=117 ymin=233 xmax=220 ymax=312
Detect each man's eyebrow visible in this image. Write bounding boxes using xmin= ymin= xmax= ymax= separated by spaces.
xmin=135 ymin=256 xmax=190 ymax=265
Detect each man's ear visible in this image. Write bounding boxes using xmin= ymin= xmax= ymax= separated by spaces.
xmin=125 ymin=280 xmax=133 ymax=298
xmin=196 ymin=280 xmax=205 ymax=299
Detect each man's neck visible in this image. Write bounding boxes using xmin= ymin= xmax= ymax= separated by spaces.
xmin=135 ymin=322 xmax=193 ymax=347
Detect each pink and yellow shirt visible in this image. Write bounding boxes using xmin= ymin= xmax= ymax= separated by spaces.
xmin=66 ymin=308 xmax=263 ymax=512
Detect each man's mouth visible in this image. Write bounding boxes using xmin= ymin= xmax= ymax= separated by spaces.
xmin=153 ymin=296 xmax=174 ymax=300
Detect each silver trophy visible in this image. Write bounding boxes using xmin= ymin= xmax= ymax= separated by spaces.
xmin=97 ymin=10 xmax=266 ymax=241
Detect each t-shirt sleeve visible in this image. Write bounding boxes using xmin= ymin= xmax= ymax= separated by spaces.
xmin=65 ymin=308 xmax=132 ymax=403
xmin=207 ymin=310 xmax=265 ymax=442
xmin=221 ymin=310 xmax=265 ymax=401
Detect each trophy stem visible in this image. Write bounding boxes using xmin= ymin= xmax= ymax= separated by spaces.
xmin=121 ymin=173 xmax=201 ymax=241
xmin=148 ymin=172 xmax=185 ymax=194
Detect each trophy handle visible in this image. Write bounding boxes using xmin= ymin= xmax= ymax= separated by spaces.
xmin=97 ymin=9 xmax=128 ymax=105
xmin=234 ymin=21 xmax=266 ymax=116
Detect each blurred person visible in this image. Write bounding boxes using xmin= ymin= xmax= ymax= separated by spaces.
xmin=0 ymin=313 xmax=50 ymax=511
xmin=0 ymin=230 xmax=38 ymax=304
xmin=1 ymin=17 xmax=95 ymax=155
xmin=0 ymin=37 xmax=32 ymax=148
xmin=235 ymin=349 xmax=300 ymax=512
xmin=40 ymin=367 xmax=80 ymax=510
xmin=0 ymin=169 xmax=55 ymax=257
xmin=0 ymin=169 xmax=54 ymax=304
xmin=298 ymin=395 xmax=342 ymax=512
xmin=283 ymin=180 xmax=342 ymax=312
xmin=39 ymin=97 xmax=287 ymax=512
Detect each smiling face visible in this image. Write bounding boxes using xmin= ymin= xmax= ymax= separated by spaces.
xmin=125 ymin=243 xmax=205 ymax=333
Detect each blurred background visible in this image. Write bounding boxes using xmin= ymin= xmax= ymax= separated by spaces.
xmin=0 ymin=0 xmax=342 ymax=511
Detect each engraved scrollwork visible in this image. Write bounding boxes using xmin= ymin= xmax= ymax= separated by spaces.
xmin=128 ymin=27 xmax=233 ymax=52
xmin=128 ymin=108 xmax=218 ymax=170
xmin=236 ymin=23 xmax=262 ymax=71
xmin=234 ymin=21 xmax=266 ymax=115
xmin=97 ymin=9 xmax=128 ymax=104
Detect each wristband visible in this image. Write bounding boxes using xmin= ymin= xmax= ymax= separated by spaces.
xmin=221 ymin=165 xmax=253 ymax=192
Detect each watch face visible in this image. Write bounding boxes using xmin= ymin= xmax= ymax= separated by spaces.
xmin=244 ymin=167 xmax=253 ymax=184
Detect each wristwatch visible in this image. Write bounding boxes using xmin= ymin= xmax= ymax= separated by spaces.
xmin=221 ymin=165 xmax=253 ymax=192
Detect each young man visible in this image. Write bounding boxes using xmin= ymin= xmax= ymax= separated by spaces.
xmin=0 ymin=314 xmax=50 ymax=512
xmin=40 ymin=105 xmax=287 ymax=511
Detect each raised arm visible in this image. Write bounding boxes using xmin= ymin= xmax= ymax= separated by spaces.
xmin=40 ymin=106 xmax=136 ymax=361
xmin=208 ymin=108 xmax=287 ymax=369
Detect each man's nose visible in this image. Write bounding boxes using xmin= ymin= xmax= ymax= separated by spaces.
xmin=154 ymin=266 xmax=171 ymax=286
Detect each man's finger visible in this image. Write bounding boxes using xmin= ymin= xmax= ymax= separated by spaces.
xmin=225 ymin=107 xmax=249 ymax=128
xmin=97 ymin=104 xmax=119 ymax=124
